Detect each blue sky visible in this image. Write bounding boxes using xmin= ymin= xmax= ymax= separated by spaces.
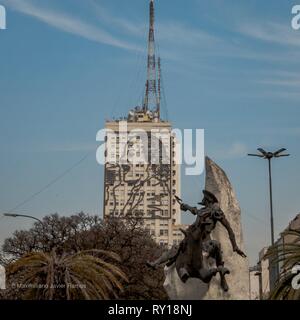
xmin=0 ymin=0 xmax=299 ymax=264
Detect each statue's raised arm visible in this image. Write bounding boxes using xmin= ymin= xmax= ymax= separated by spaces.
xmin=180 ymin=203 xmax=198 ymax=215
xmin=175 ymin=195 xmax=198 ymax=215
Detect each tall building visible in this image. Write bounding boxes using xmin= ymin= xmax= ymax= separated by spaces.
xmin=103 ymin=0 xmax=184 ymax=247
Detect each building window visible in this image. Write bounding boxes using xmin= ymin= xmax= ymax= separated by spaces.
xmin=160 ymin=230 xmax=168 ymax=236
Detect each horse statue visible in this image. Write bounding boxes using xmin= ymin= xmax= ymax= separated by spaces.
xmin=147 ymin=190 xmax=246 ymax=292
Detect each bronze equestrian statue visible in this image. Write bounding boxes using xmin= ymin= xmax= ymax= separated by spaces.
xmin=147 ymin=190 xmax=246 ymax=292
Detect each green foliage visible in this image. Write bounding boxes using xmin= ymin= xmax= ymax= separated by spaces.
xmin=266 ymin=229 xmax=300 ymax=300
xmin=1 ymin=213 xmax=167 ymax=300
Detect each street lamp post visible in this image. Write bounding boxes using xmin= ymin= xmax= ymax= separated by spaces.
xmin=3 ymin=213 xmax=43 ymax=224
xmin=248 ymin=148 xmax=290 ymax=293
xmin=248 ymin=148 xmax=290 ymax=246
xmin=268 ymin=157 xmax=274 ymax=245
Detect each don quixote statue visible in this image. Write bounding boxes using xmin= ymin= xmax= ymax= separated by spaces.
xmin=147 ymin=190 xmax=247 ymax=291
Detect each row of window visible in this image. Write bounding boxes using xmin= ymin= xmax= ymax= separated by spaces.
xmin=108 ymin=202 xmax=169 ymax=208
xmin=145 ymin=229 xmax=169 ymax=237
xmin=108 ymin=211 xmax=144 ymax=217
xmin=108 ymin=209 xmax=170 ymax=214
xmin=107 ymin=181 xmax=170 ymax=188
xmin=110 ymin=192 xmax=169 ymax=197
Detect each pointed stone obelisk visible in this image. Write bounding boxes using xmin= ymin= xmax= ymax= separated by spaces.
xmin=163 ymin=156 xmax=250 ymax=299
xmin=203 ymin=156 xmax=250 ymax=299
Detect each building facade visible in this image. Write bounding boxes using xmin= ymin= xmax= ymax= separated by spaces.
xmin=103 ymin=108 xmax=183 ymax=246
xmin=249 ymin=267 xmax=260 ymax=300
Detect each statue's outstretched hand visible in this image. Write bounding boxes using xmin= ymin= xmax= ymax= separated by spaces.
xmin=180 ymin=203 xmax=188 ymax=211
xmin=234 ymin=247 xmax=247 ymax=258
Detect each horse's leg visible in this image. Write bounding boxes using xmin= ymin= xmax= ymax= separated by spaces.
xmin=178 ymin=266 xmax=190 ymax=283
xmin=146 ymin=245 xmax=179 ymax=269
xmin=177 ymin=238 xmax=194 ymax=283
xmin=205 ymin=240 xmax=230 ymax=291
xmin=198 ymin=267 xmax=218 ymax=283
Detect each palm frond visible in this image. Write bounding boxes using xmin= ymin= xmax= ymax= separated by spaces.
xmin=7 ymin=249 xmax=127 ymax=300
xmin=265 ymin=230 xmax=300 ymax=300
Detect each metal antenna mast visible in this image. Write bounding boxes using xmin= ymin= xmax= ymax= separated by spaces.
xmin=143 ymin=0 xmax=159 ymax=116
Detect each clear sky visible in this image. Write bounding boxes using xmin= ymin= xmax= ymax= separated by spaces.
xmin=0 ymin=0 xmax=299 ymax=265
